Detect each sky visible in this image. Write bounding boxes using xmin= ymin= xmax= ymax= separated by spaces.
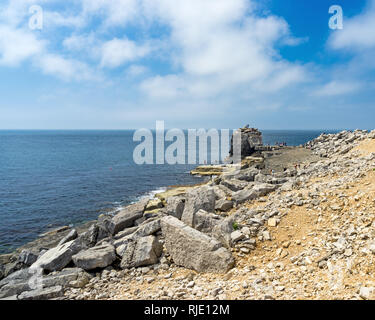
xmin=0 ymin=0 xmax=374 ymax=130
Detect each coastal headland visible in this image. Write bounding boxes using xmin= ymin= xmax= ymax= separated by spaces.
xmin=1 ymin=127 xmax=375 ymax=300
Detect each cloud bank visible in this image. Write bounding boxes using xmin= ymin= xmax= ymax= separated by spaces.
xmin=0 ymin=0 xmax=374 ymax=129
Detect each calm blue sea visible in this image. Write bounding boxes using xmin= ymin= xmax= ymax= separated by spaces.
xmin=0 ymin=129 xmax=338 ymax=254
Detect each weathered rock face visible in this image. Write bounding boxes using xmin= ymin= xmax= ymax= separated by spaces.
xmin=212 ymin=217 xmax=235 ymax=249
xmin=145 ymin=198 xmax=164 ymax=212
xmin=41 ymin=268 xmax=91 ymax=288
xmin=229 ymin=127 xmax=263 ymax=159
xmin=220 ymin=178 xmax=249 ymax=192
xmin=119 ymin=236 xmax=162 ymax=269
xmin=18 ymin=250 xmax=38 ymax=266
xmin=2 ymin=261 xmax=25 ymax=279
xmin=232 ymin=183 xmax=277 ymax=205
xmin=131 ymin=219 xmax=161 ymax=239
xmin=181 ymin=186 xmax=216 ymax=227
xmin=253 ymin=183 xmax=278 ymax=195
xmin=161 ymin=216 xmax=234 ymax=273
xmin=0 ymin=267 xmax=92 ymax=299
xmin=232 ymin=187 xmax=258 ymax=205
xmin=0 ymin=264 xmax=4 ymax=281
xmin=18 ymin=285 xmax=64 ymax=300
xmin=74 ymin=225 xmax=99 ymax=250
xmin=96 ymin=219 xmax=112 ymax=243
xmin=215 ymin=198 xmax=233 ymax=212
xmin=108 ymin=200 xmax=147 ymax=235
xmin=30 ymin=240 xmax=81 ymax=272
xmin=58 ymin=229 xmax=78 ymax=246
xmin=72 ymin=243 xmax=116 ymax=271
xmin=163 ymin=196 xmax=185 ymax=220
xmin=235 ymin=167 xmax=259 ymax=182
xmin=0 ymin=269 xmax=32 ymax=299
xmin=193 ymin=210 xmax=222 ymax=234
xmin=113 ymin=219 xmax=161 ymax=248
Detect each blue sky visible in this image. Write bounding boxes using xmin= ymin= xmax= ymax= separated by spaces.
xmin=0 ymin=0 xmax=374 ymax=130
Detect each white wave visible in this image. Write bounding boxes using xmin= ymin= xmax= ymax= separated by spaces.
xmin=107 ymin=187 xmax=167 ymax=216
xmin=138 ymin=187 xmax=167 ymax=201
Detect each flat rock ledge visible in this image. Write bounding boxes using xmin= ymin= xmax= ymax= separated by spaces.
xmin=72 ymin=244 xmax=116 ymax=271
xmin=30 ymin=240 xmax=80 ymax=272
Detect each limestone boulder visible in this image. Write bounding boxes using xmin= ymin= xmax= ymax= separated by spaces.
xmin=18 ymin=285 xmax=63 ymax=300
xmin=235 ymin=168 xmax=259 ymax=182
xmin=108 ymin=200 xmax=147 ymax=235
xmin=30 ymin=240 xmax=81 ymax=272
xmin=161 ymin=216 xmax=234 ymax=273
xmin=114 ymin=219 xmax=161 ymax=248
xmin=120 ymin=236 xmax=162 ymax=269
xmin=232 ymin=183 xmax=277 ymax=205
xmin=193 ymin=210 xmax=222 ymax=234
xmin=232 ymin=188 xmax=259 ymax=205
xmin=73 ymin=225 xmax=99 ymax=250
xmin=0 ymin=269 xmax=33 ymax=299
xmin=181 ymin=186 xmax=216 ymax=227
xmin=220 ymin=178 xmax=249 ymax=192
xmin=163 ymin=196 xmax=185 ymax=220
xmin=0 ymin=264 xmax=4 ymax=281
xmin=18 ymin=250 xmax=38 ymax=266
xmin=41 ymin=268 xmax=91 ymax=288
xmin=96 ymin=217 xmax=113 ymax=242
xmin=0 ymin=266 xmax=92 ymax=299
xmin=212 ymin=216 xmax=235 ymax=248
xmin=145 ymin=198 xmax=164 ymax=211
xmin=72 ymin=243 xmax=116 ymax=271
xmin=253 ymin=183 xmax=278 ymax=195
xmin=58 ymin=229 xmax=78 ymax=246
xmin=215 ymin=198 xmax=233 ymax=212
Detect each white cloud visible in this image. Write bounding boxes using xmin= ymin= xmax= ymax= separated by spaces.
xmin=140 ymin=75 xmax=187 ymax=99
xmin=100 ymin=38 xmax=151 ymax=68
xmin=329 ymin=0 xmax=375 ymax=51
xmin=36 ymin=54 xmax=99 ymax=81
xmin=0 ymin=0 xmax=40 ymax=27
xmin=127 ymin=64 xmax=148 ymax=76
xmin=82 ymin=0 xmax=141 ymax=27
xmin=0 ymin=0 xmax=309 ymax=92
xmin=139 ymin=0 xmax=308 ymax=100
xmin=63 ymin=34 xmax=93 ymax=51
xmin=313 ymin=81 xmax=362 ymax=97
xmin=0 ymin=26 xmax=45 ymax=66
xmin=319 ymin=1 xmax=375 ymax=99
xmin=43 ymin=11 xmax=85 ymax=29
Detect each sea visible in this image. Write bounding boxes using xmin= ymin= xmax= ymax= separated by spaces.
xmin=0 ymin=129 xmax=340 ymax=254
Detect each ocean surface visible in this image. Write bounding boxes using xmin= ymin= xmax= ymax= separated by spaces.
xmin=0 ymin=129 xmax=339 ymax=254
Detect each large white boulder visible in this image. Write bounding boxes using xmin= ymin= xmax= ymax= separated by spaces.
xmin=72 ymin=243 xmax=116 ymax=271
xmin=161 ymin=216 xmax=234 ymax=273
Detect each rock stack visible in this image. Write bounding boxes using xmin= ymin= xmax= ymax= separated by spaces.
xmin=229 ymin=126 xmax=263 ymax=160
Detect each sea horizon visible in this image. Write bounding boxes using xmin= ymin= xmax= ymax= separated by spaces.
xmin=0 ymin=128 xmax=370 ymax=131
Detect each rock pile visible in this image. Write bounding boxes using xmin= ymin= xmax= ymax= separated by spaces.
xmin=1 ymin=128 xmax=375 ymax=300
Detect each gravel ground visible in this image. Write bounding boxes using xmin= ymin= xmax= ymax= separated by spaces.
xmin=64 ymin=137 xmax=375 ymax=300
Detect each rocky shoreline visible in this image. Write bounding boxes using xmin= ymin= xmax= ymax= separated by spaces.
xmin=1 ymin=128 xmax=375 ymax=300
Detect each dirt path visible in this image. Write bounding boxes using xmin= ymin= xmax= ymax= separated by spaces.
xmin=263 ymin=147 xmax=320 ymax=173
